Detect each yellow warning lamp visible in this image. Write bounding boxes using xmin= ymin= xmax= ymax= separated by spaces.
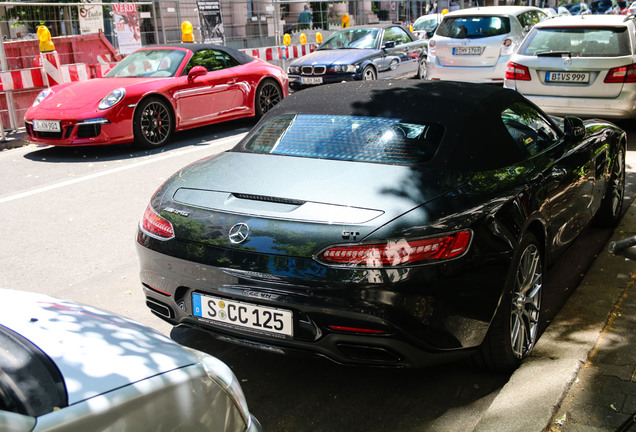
xmin=409 ymin=25 xmax=414 ymax=32
xmin=181 ymin=21 xmax=194 ymax=43
xmin=342 ymin=14 xmax=350 ymax=28
xmin=37 ymin=26 xmax=55 ymax=52
xmin=442 ymin=8 xmax=449 ymax=15
xmin=316 ymin=32 xmax=323 ymax=44
xmin=283 ymin=33 xmax=291 ymax=46
xmin=300 ymin=33 xmax=307 ymax=45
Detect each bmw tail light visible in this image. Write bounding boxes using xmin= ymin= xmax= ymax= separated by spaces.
xmin=505 ymin=62 xmax=531 ymax=81
xmin=316 ymin=231 xmax=472 ymax=267
xmin=140 ymin=205 xmax=175 ymax=240
xmin=604 ymin=64 xmax=636 ymax=83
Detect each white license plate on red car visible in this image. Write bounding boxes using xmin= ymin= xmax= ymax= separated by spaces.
xmin=301 ymin=76 xmax=323 ymax=85
xmin=192 ymin=293 xmax=293 ymax=338
xmin=33 ymin=120 xmax=61 ymax=132
xmin=545 ymin=71 xmax=589 ymax=83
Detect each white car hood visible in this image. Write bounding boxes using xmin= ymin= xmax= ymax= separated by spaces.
xmin=0 ymin=289 xmax=197 ymax=405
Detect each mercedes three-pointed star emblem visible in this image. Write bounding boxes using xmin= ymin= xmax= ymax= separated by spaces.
xmin=229 ymin=223 xmax=250 ymax=244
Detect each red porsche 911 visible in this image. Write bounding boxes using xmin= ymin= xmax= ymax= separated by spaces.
xmin=24 ymin=44 xmax=288 ymax=148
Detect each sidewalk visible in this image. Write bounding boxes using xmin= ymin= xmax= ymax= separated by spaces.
xmin=0 ymin=130 xmax=28 ymax=151
xmin=475 ymin=201 xmax=636 ymax=431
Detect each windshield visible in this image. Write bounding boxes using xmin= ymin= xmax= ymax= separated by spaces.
xmin=520 ymin=27 xmax=630 ymax=57
xmin=241 ymin=114 xmax=444 ymax=165
xmin=318 ymin=28 xmax=381 ymax=50
xmin=436 ymin=15 xmax=511 ymax=39
xmin=413 ymin=16 xmax=439 ymax=32
xmin=105 ymin=49 xmax=187 ymax=78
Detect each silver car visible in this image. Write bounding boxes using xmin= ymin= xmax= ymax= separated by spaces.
xmin=505 ymin=15 xmax=636 ymax=119
xmin=426 ymin=6 xmax=547 ymax=83
xmin=0 ymin=289 xmax=261 ymax=432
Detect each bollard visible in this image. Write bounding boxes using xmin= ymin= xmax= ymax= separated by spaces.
xmin=37 ymin=26 xmax=62 ymax=88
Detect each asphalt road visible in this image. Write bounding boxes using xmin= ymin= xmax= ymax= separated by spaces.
xmin=1 ymin=119 xmax=635 ymax=431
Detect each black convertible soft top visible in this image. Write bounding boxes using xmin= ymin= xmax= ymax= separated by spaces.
xmin=150 ymin=43 xmax=255 ymax=65
xmin=247 ymin=80 xmax=549 ymax=171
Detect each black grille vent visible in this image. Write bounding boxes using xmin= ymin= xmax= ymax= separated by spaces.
xmin=233 ymin=193 xmax=305 ymax=206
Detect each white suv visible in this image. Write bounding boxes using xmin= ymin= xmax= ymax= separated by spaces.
xmin=505 ymin=15 xmax=636 ymax=119
xmin=426 ymin=6 xmax=547 ymax=83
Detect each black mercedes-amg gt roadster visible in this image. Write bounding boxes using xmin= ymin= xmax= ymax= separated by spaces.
xmin=137 ymin=81 xmax=626 ymax=371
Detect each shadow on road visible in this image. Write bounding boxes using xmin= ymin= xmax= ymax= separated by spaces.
xmin=20 ymin=118 xmax=256 ymax=164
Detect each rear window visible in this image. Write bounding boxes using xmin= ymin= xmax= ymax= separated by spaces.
xmin=520 ymin=26 xmax=631 ymax=57
xmin=436 ymin=16 xmax=511 ymax=39
xmin=242 ymin=114 xmax=444 ymax=164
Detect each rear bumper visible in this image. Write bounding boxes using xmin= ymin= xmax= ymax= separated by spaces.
xmin=515 ymin=91 xmax=636 ymax=119
xmin=136 ymin=232 xmax=509 ymax=368
xmin=426 ymin=55 xmax=509 ymax=83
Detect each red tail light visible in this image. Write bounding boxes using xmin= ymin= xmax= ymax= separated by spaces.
xmin=316 ymin=231 xmax=472 ymax=267
xmin=604 ymin=64 xmax=636 ymax=83
xmin=505 ymin=62 xmax=531 ymax=81
xmin=327 ymin=325 xmax=388 ymax=334
xmin=140 ymin=204 xmax=175 ymax=240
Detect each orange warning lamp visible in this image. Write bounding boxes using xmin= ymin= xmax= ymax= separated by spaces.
xmin=37 ymin=26 xmax=55 ymax=52
xmin=342 ymin=14 xmax=350 ymax=28
xmin=300 ymin=33 xmax=307 ymax=45
xmin=283 ymin=33 xmax=291 ymax=46
xmin=316 ymin=32 xmax=323 ymax=44
xmin=181 ymin=21 xmax=194 ymax=43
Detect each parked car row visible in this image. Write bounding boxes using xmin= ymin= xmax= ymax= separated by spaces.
xmin=10 ymin=5 xmax=630 ymax=430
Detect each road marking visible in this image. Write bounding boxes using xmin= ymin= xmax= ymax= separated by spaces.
xmin=0 ymin=135 xmax=244 ymax=205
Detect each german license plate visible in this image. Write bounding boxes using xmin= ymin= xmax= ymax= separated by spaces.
xmin=192 ymin=293 xmax=293 ymax=338
xmin=453 ymin=46 xmax=482 ymax=55
xmin=301 ymin=76 xmax=323 ymax=85
xmin=545 ymin=71 xmax=589 ymax=83
xmin=33 ymin=120 xmax=61 ymax=132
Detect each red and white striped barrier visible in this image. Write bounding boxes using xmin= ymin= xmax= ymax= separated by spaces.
xmin=0 ymin=43 xmax=314 ymax=92
xmin=240 ymin=44 xmax=317 ymax=61
xmin=41 ymin=50 xmax=62 ymax=87
xmin=0 ymin=68 xmax=45 ymax=91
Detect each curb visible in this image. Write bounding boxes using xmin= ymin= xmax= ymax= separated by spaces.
xmin=0 ymin=132 xmax=29 ymax=151
xmin=474 ymin=202 xmax=636 ymax=432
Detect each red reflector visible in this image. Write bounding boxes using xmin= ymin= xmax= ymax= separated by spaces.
xmin=141 ymin=204 xmax=175 ymax=239
xmin=605 ymin=64 xmax=636 ymax=83
xmin=327 ymin=325 xmax=388 ymax=334
xmin=145 ymin=284 xmax=172 ymax=296
xmin=317 ymin=230 xmax=472 ymax=266
xmin=502 ymin=38 xmax=512 ymax=47
xmin=505 ymin=62 xmax=531 ymax=81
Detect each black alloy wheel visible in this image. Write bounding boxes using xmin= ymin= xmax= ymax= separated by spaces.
xmin=255 ymin=79 xmax=283 ymax=119
xmin=594 ymin=145 xmax=626 ymax=227
xmin=133 ymin=97 xmax=174 ymax=148
xmin=476 ymin=232 xmax=543 ymax=371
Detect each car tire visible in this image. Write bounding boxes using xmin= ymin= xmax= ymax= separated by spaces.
xmin=133 ymin=97 xmax=174 ymax=148
xmin=593 ymin=145 xmax=625 ymax=227
xmin=255 ymin=79 xmax=283 ymax=119
xmin=475 ymin=232 xmax=543 ymax=372
xmin=361 ymin=65 xmax=377 ymax=81
xmin=415 ymin=56 xmax=427 ymax=80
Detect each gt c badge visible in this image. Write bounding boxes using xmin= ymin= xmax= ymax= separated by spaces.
xmin=229 ymin=223 xmax=250 ymax=244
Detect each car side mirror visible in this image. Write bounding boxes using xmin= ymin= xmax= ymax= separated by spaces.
xmin=383 ymin=41 xmax=396 ymax=49
xmin=564 ymin=116 xmax=585 ymax=141
xmin=188 ymin=66 xmax=208 ymax=82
